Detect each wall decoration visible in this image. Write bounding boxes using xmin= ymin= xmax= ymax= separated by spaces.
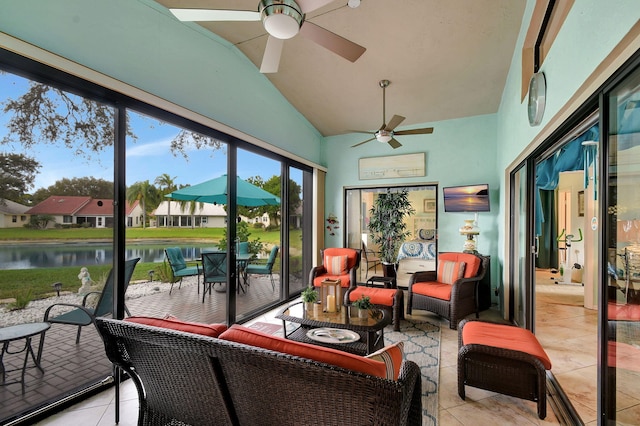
xmin=424 ymin=199 xmax=436 ymax=213
xmin=326 ymin=213 xmax=339 ymax=236
xmin=578 ymin=190 xmax=585 ymax=217
xmin=358 ymin=152 xmax=426 ymax=180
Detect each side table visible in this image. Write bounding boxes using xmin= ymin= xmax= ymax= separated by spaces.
xmin=365 ymin=276 xmax=397 ymax=289
xmin=0 ymin=322 xmax=50 ymax=392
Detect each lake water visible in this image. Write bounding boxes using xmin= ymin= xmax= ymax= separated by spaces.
xmin=0 ymin=243 xmax=219 ymax=269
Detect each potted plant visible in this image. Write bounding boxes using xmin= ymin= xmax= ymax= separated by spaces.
xmin=352 ymin=295 xmax=373 ymax=319
xmin=301 ymin=287 xmax=319 ymax=312
xmin=368 ymin=188 xmax=416 ymax=277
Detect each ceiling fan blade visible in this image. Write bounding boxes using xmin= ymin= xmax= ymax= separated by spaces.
xmin=351 ymin=137 xmax=376 ymax=148
xmin=297 ymin=0 xmax=336 ymax=14
xmin=394 ymin=127 xmax=435 ymax=136
xmin=388 ymin=138 xmax=402 ymax=149
xmin=384 ymin=115 xmax=405 ymax=132
xmin=299 ymin=21 xmax=366 ymax=63
xmin=260 ymin=36 xmax=284 ymax=73
xmin=169 ymin=9 xmax=260 ymax=22
xmin=347 ymin=130 xmax=375 ymax=135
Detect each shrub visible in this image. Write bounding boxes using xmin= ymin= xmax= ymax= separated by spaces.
xmin=9 ymin=289 xmax=33 ymax=310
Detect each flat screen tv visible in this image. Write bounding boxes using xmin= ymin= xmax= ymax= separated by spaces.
xmin=443 ymin=184 xmax=490 ymax=212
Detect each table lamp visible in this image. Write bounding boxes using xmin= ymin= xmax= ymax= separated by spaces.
xmin=459 ymin=219 xmax=480 ymax=253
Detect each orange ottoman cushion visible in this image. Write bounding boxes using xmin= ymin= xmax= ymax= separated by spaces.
xmin=349 ymin=287 xmax=396 ymax=306
xmin=462 ymin=321 xmax=552 ymax=370
xmin=219 ymin=325 xmax=387 ymax=379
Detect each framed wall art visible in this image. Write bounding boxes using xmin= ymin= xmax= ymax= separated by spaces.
xmin=359 ymin=152 xmax=426 ymax=180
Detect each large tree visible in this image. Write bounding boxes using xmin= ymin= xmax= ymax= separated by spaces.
xmin=1 ymin=80 xmax=224 ymax=160
xmin=126 ymin=180 xmax=160 ymax=228
xmin=0 ymin=153 xmax=40 ymax=204
xmin=155 ymin=173 xmax=177 ymax=227
xmin=31 ymin=177 xmax=114 ymax=204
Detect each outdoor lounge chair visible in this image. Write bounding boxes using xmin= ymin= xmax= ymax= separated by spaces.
xmin=245 ymin=245 xmax=279 ymax=291
xmin=165 ymin=247 xmax=201 ymax=294
xmin=42 ymin=257 xmax=140 ymax=348
xmin=201 ymin=251 xmax=227 ymax=303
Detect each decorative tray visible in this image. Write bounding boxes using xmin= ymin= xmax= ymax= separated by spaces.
xmin=306 ymin=328 xmax=359 ymax=344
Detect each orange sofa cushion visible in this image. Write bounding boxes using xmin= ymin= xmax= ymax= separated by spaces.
xmin=412 ymin=282 xmax=452 ymax=301
xmin=349 ymin=287 xmax=397 ymax=306
xmin=462 ymin=321 xmax=552 ymax=370
xmin=366 ymin=341 xmax=404 ymax=380
xmin=125 ymin=316 xmax=227 ymax=338
xmin=218 ymin=324 xmax=387 ymax=379
xmin=440 ymin=252 xmax=481 ymax=278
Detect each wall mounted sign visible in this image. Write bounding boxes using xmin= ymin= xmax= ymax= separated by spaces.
xmin=358 ymin=152 xmax=426 ymax=180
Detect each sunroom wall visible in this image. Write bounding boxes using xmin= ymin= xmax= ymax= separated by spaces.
xmin=0 ymin=0 xmax=323 ymax=163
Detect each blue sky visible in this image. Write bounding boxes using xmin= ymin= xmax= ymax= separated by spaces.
xmin=0 ymin=71 xmax=282 ymax=193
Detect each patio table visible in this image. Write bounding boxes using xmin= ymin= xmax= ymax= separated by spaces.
xmin=0 ymin=322 xmax=50 ymax=391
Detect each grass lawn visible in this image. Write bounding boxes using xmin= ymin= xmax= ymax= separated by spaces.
xmin=0 ymin=227 xmax=293 ymax=302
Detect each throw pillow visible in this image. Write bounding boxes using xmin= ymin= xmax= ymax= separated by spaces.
xmin=325 ymin=255 xmax=348 ymax=275
xmin=437 ymin=260 xmax=466 ymax=285
xmin=366 ymin=341 xmax=404 ymax=380
xmin=125 ymin=316 xmax=227 ymax=338
xmin=418 ymin=229 xmax=436 ymax=241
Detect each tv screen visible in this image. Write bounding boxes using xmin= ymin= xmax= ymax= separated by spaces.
xmin=443 ymin=184 xmax=490 ymax=212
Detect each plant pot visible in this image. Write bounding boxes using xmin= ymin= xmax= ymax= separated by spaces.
xmin=304 ymin=302 xmax=313 ymax=312
xmin=382 ymin=262 xmax=397 ymax=278
xmin=358 ymin=308 xmax=369 ymax=319
xmin=313 ymin=303 xmax=321 ymax=316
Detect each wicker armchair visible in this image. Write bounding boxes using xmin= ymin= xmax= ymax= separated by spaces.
xmin=96 ymin=318 xmax=423 ymax=426
xmin=309 ymin=247 xmax=362 ymax=292
xmin=407 ymin=252 xmax=488 ymax=329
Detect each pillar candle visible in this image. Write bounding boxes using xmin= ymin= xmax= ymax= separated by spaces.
xmin=327 ymin=295 xmax=336 ymax=312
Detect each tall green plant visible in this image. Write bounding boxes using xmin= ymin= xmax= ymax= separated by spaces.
xmin=368 ymin=189 xmax=416 ymax=264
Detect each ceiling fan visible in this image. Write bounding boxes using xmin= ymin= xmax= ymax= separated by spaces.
xmin=351 ymin=80 xmax=434 ymax=149
xmin=169 ymin=0 xmax=366 ymax=73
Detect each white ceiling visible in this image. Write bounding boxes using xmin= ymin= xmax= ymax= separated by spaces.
xmin=154 ymin=0 xmax=526 ymax=139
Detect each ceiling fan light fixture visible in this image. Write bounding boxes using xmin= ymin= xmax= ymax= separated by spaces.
xmin=260 ymin=0 xmax=304 ymax=40
xmin=375 ymin=130 xmax=393 ymax=143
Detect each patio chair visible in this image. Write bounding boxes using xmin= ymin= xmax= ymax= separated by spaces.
xmin=42 ymin=258 xmax=140 ymax=348
xmin=245 ymin=246 xmax=279 ymax=291
xmin=165 ymin=247 xmax=201 ymax=294
xmin=362 ymin=241 xmax=381 ymax=279
xmin=202 ymin=251 xmax=227 ymax=303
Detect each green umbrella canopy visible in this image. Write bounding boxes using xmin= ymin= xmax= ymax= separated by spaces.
xmin=166 ymin=174 xmax=280 ymax=207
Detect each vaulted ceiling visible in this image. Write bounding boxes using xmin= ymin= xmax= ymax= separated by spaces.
xmin=154 ymin=0 xmax=526 ymax=139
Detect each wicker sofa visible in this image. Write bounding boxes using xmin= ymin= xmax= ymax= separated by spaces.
xmin=96 ymin=317 xmax=423 ymax=426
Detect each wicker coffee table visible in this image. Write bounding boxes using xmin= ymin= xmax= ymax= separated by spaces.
xmin=275 ymin=302 xmax=391 ymax=355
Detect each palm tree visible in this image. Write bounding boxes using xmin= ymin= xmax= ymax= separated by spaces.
xmin=155 ymin=173 xmax=177 ymax=227
xmin=126 ymin=180 xmax=159 ymax=229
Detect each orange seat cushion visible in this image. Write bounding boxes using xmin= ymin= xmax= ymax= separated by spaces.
xmin=608 ymin=302 xmax=640 ymax=321
xmin=349 ymin=287 xmax=397 ymax=306
xmin=462 ymin=321 xmax=552 ymax=370
xmin=313 ymin=274 xmax=350 ymax=288
xmin=440 ymin=252 xmax=481 ymax=278
xmin=219 ymin=325 xmax=387 ymax=379
xmin=412 ymin=282 xmax=452 ymax=301
xmin=125 ymin=316 xmax=228 ymax=338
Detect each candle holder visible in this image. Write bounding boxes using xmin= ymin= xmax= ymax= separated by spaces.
xmin=320 ymin=279 xmax=341 ymax=313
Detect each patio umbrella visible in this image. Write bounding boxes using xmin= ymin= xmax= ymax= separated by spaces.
xmin=166 ymin=174 xmax=280 ymax=207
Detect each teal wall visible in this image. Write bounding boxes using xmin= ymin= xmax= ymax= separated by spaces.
xmin=324 ymin=114 xmax=499 ymax=257
xmin=0 ymin=0 xmax=323 ymax=164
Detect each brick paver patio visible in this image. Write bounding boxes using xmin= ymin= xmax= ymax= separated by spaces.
xmin=0 ymin=274 xmax=286 ymax=424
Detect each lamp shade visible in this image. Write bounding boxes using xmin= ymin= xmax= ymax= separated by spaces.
xmin=260 ymin=0 xmax=303 ymax=40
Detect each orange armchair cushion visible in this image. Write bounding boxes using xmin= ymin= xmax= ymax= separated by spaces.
xmin=411 ymin=282 xmax=452 ymax=301
xmin=219 ymin=324 xmax=387 ymax=379
xmin=325 ymin=255 xmax=348 ymax=275
xmin=462 ymin=321 xmax=552 ymax=370
xmin=324 ymin=248 xmax=359 ymax=270
xmin=440 ymin=252 xmax=481 ymax=278
xmin=313 ymin=274 xmax=350 ymax=288
xmin=437 ymin=260 xmax=466 ymax=284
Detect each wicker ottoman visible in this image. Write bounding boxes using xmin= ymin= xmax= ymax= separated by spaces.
xmin=457 ymin=319 xmax=552 ymax=419
xmin=346 ymin=286 xmax=404 ymax=331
